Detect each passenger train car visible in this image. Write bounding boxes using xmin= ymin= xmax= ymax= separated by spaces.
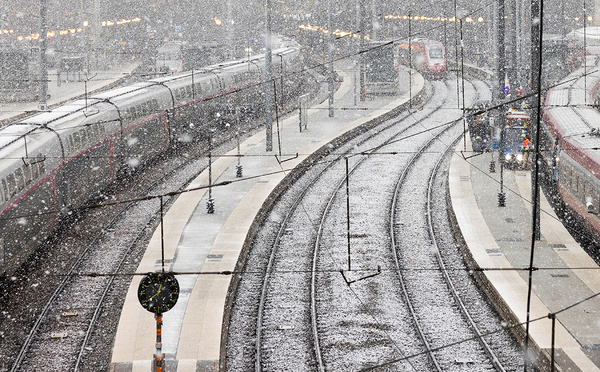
xmin=410 ymin=39 xmax=447 ymax=79
xmin=0 ymin=38 xmax=302 ymax=276
xmin=541 ymin=64 xmax=600 ymax=236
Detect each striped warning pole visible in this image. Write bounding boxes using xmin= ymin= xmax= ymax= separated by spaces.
xmin=155 ymin=313 xmax=163 ymax=372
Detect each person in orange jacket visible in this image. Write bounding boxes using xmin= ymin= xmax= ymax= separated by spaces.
xmin=522 ymin=135 xmax=531 ymax=170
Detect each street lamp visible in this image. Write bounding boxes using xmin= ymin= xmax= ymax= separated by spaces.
xmin=498 ymin=123 xmax=506 ymax=207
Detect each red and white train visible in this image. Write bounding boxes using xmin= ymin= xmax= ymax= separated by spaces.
xmin=410 ymin=39 xmax=447 ymax=79
xmin=0 ymin=38 xmax=303 ymax=276
xmin=542 ymin=62 xmax=600 ymax=237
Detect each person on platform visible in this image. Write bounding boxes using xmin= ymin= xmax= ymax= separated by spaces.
xmin=521 ymin=135 xmax=531 ymax=170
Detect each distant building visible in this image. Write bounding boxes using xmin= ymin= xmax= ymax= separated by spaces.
xmin=0 ymin=48 xmax=34 ymax=102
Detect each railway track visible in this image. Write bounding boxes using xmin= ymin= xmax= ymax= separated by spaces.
xmin=226 ymin=77 xmax=524 ymax=370
xmin=8 ymin=141 xmax=214 ymax=371
xmin=0 ymin=111 xmax=296 ymax=371
xmin=1 ymin=70 xmax=322 ymax=371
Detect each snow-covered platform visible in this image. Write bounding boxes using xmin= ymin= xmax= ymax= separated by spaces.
xmin=449 ymin=137 xmax=600 ymax=371
xmin=0 ymin=62 xmax=140 ymax=124
xmin=109 ymin=62 xmax=425 ymax=372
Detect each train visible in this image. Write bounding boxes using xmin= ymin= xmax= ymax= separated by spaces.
xmin=0 ymin=38 xmax=303 ymax=276
xmin=501 ymin=110 xmax=531 ymax=170
xmin=541 ymin=65 xmax=600 ymax=237
xmin=410 ymin=39 xmax=447 ymax=80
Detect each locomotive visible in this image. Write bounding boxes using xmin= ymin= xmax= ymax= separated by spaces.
xmin=0 ymin=38 xmax=302 ymax=276
xmin=411 ymin=39 xmax=447 ymax=80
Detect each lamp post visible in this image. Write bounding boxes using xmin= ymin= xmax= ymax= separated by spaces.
xmin=207 ymin=117 xmax=217 ymax=214
xmin=498 ymin=124 xmax=506 ymax=207
xmin=265 ymin=0 xmax=274 ymax=151
xmin=327 ymin=0 xmax=334 ymax=117
xmin=236 ymin=107 xmax=242 ymax=178
xmin=38 ymin=0 xmax=48 ymax=111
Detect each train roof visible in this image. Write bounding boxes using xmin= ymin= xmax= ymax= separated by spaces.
xmin=17 ymin=100 xmax=89 ymax=126
xmin=545 ymin=66 xmax=600 ymax=168
xmin=506 ymin=110 xmax=529 ymax=120
xmin=91 ymin=82 xmax=153 ymax=100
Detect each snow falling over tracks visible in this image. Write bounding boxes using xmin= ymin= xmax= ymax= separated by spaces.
xmin=2 ymin=121 xmax=257 ymax=372
xmin=225 ymin=78 xmax=524 ymax=371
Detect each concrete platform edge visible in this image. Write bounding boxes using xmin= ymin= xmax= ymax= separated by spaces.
xmin=447 ymin=140 xmax=600 ymax=372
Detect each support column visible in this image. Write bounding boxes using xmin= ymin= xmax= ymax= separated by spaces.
xmin=265 ymin=0 xmax=273 ymax=151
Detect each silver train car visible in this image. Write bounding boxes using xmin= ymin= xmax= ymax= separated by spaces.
xmin=0 ymin=39 xmax=302 ymax=275
xmin=542 ymin=64 xmax=600 ymax=236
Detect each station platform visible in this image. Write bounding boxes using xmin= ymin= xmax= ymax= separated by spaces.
xmin=0 ymin=62 xmax=139 ymax=124
xmin=109 ymin=63 xmax=424 ymax=371
xmin=450 ymin=138 xmax=600 ymax=371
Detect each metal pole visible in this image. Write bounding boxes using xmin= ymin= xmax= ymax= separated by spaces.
xmin=39 ymin=0 xmax=48 ymax=111
xmin=273 ymin=80 xmax=282 ymax=156
xmin=236 ymin=107 xmax=242 ymax=178
xmin=155 ymin=313 xmax=163 ymax=372
xmin=454 ymin=0 xmax=460 ymax=108
xmin=207 ymin=128 xmax=215 ymax=213
xmin=359 ymin=0 xmax=366 ymax=101
xmin=550 ymin=314 xmax=556 ymax=372
xmin=525 ymin=0 xmax=544 ymax=367
xmin=371 ymin=0 xmax=377 ymax=40
xmin=530 ymin=0 xmax=542 ymax=242
xmin=346 ymin=157 xmax=351 ymax=271
xmin=460 ymin=20 xmax=466 ymax=151
xmin=409 ymin=14 xmax=412 ymax=111
xmin=499 ymin=126 xmax=506 ymax=207
xmin=506 ymin=0 xmax=518 ymax=91
xmin=328 ymin=0 xmax=335 ymax=117
xmin=227 ymin=0 xmax=233 ymax=60
xmin=584 ymin=0 xmax=588 ymax=105
xmin=265 ymin=0 xmax=274 ymax=151
xmin=496 ymin=0 xmax=506 ymax=102
xmin=160 ymin=196 xmax=165 ymax=273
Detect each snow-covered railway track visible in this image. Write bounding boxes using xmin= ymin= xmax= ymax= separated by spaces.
xmin=4 ymin=120 xmax=256 ymax=371
xmin=8 ymin=144 xmax=215 ymax=371
xmin=226 ymin=78 xmax=524 ymax=371
xmin=387 ymin=80 xmax=507 ymax=371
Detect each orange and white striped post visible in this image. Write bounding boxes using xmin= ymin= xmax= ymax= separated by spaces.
xmin=154 ymin=313 xmax=163 ymax=372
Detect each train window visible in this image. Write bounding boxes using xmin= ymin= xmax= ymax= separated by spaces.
xmin=14 ymin=168 xmax=24 ymax=191
xmin=73 ymin=132 xmax=81 ymax=149
xmin=68 ymin=135 xmax=75 ymax=153
xmin=5 ymin=174 xmax=16 ymax=198
xmin=30 ymin=161 xmax=39 ymax=180
xmin=21 ymin=164 xmax=32 ymax=187
xmin=175 ymin=88 xmax=184 ymax=101
xmin=133 ymin=104 xmax=142 ymax=116
xmin=0 ymin=179 xmax=7 ymax=203
xmin=194 ymin=83 xmax=202 ymax=94
xmin=79 ymin=130 xmax=88 ymax=147
xmin=86 ymin=126 xmax=94 ymax=142
xmin=150 ymin=99 xmax=158 ymax=111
